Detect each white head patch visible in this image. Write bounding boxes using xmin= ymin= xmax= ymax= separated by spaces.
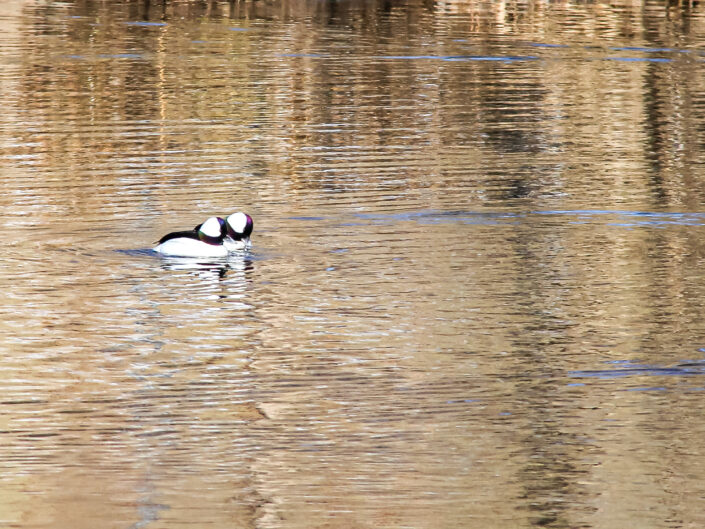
xmin=227 ymin=212 xmax=248 ymax=234
xmin=200 ymin=216 xmax=222 ymax=238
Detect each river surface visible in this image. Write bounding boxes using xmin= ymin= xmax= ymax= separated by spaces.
xmin=2 ymin=0 xmax=705 ymax=527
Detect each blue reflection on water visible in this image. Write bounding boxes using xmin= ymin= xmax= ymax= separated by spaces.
xmin=345 ymin=209 xmax=705 ymax=227
xmin=377 ymin=55 xmax=539 ymax=62
xmin=124 ymin=21 xmax=167 ymax=27
xmin=534 ymin=210 xmax=705 ymax=226
xmin=64 ymin=53 xmax=145 ymax=60
xmin=570 ymin=359 xmax=705 ymax=379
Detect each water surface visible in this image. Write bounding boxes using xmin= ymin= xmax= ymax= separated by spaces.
xmin=2 ymin=0 xmax=705 ymax=527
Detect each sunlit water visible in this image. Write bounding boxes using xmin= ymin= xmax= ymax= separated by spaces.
xmin=2 ymin=0 xmax=705 ymax=527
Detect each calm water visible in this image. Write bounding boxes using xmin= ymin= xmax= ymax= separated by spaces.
xmin=2 ymin=0 xmax=705 ymax=527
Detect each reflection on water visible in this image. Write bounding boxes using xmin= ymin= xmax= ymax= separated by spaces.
xmin=2 ymin=0 xmax=705 ymax=528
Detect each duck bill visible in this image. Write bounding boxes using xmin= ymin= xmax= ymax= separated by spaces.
xmin=224 ymin=236 xmax=250 ymax=251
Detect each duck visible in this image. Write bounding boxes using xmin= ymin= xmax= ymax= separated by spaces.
xmin=154 ymin=216 xmax=229 ymax=257
xmin=223 ymin=212 xmax=254 ymax=252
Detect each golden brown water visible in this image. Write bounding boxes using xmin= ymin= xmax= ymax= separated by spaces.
xmin=2 ymin=0 xmax=705 ymax=527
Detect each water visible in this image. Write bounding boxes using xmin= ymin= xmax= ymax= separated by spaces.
xmin=2 ymin=0 xmax=705 ymax=527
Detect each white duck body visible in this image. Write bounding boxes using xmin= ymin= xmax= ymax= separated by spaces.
xmin=154 ymin=216 xmax=229 ymax=258
xmin=155 ymin=238 xmax=229 ymax=258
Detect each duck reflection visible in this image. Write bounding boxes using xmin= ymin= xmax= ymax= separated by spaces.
xmin=157 ymin=254 xmax=254 ymax=300
xmin=158 ymin=255 xmax=253 ymax=280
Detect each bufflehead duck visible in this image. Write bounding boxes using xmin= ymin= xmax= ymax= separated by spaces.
xmin=223 ymin=212 xmax=253 ymax=252
xmin=154 ymin=216 xmax=229 ymax=257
